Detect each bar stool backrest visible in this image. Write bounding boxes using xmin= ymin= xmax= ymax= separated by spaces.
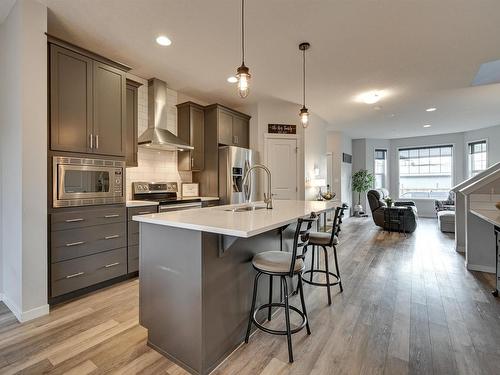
xmin=289 ymin=212 xmax=317 ymax=277
xmin=329 ymin=203 xmax=349 ymax=245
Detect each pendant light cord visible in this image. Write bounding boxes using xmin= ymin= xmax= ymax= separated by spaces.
xmin=303 ymin=48 xmax=306 ymax=107
xmin=241 ymin=0 xmax=245 ymax=64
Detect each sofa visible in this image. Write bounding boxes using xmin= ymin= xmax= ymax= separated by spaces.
xmin=435 ymin=191 xmax=455 ymax=233
xmin=367 ymin=188 xmax=418 ymax=233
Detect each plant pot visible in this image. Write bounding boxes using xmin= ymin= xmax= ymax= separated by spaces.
xmin=353 ymin=204 xmax=363 ymax=214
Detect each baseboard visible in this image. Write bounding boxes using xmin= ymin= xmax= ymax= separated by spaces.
xmin=0 ymin=293 xmax=49 ymax=322
xmin=467 ymin=263 xmax=496 ymax=274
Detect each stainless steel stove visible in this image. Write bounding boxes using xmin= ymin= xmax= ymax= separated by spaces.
xmin=132 ymin=182 xmax=202 ymax=212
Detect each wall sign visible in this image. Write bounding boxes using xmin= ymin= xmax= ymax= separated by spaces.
xmin=268 ymin=124 xmax=297 ymax=134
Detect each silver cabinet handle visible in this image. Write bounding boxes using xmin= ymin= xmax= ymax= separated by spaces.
xmin=65 ymin=241 xmax=85 ymax=247
xmin=104 ymin=262 xmax=120 ymax=268
xmin=138 ymin=211 xmax=152 ymax=214
xmin=191 ymin=157 xmax=194 ymax=168
xmin=95 ymin=134 xmax=99 ymax=149
xmin=104 ymin=214 xmax=120 ymax=218
xmin=89 ymin=134 xmax=93 ymax=149
xmin=65 ymin=218 xmax=84 ymax=223
xmin=66 ymin=272 xmax=84 ymax=279
xmin=104 ymin=235 xmax=120 ymax=240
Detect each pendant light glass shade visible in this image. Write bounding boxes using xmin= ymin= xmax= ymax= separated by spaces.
xmin=300 ymin=106 xmax=309 ymax=128
xmin=236 ymin=64 xmax=250 ymax=98
xmin=236 ymin=0 xmax=250 ymax=98
xmin=299 ymin=42 xmax=310 ymax=128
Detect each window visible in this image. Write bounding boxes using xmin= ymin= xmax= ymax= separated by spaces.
xmin=398 ymin=145 xmax=453 ymax=199
xmin=374 ymin=149 xmax=387 ymax=189
xmin=468 ymin=140 xmax=487 ymax=177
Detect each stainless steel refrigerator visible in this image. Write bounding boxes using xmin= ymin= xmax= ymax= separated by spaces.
xmin=218 ymin=146 xmax=260 ymax=205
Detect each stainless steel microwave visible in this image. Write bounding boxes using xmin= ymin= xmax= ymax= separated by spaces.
xmin=53 ymin=156 xmax=125 ymax=208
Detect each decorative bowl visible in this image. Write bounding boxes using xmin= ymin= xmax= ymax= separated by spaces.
xmin=321 ymin=192 xmax=336 ymax=201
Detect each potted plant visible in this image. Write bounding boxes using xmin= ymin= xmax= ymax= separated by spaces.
xmin=352 ymin=169 xmax=375 ymax=216
xmin=384 ymin=197 xmax=393 ymax=207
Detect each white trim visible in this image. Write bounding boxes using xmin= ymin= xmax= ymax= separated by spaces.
xmin=0 ymin=293 xmax=49 ymax=322
xmin=466 ymin=263 xmax=495 ymax=274
xmin=263 ymin=133 xmax=302 ymax=200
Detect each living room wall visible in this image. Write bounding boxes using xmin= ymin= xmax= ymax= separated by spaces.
xmin=353 ymin=124 xmax=500 ymax=218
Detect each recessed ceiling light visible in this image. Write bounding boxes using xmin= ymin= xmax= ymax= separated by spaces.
xmin=356 ymin=90 xmax=384 ymax=104
xmin=423 ymin=124 xmax=431 ymax=128
xmin=156 ymin=35 xmax=172 ymax=46
xmin=227 ymin=76 xmax=238 ymax=83
xmin=426 ymin=107 xmax=437 ymax=112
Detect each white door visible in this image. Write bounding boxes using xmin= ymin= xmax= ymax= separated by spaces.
xmin=266 ymin=137 xmax=298 ymax=200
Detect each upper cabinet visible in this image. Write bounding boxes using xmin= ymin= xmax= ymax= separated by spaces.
xmin=177 ymin=102 xmax=205 ymax=171
xmin=49 ymin=38 xmax=130 ymax=157
xmin=205 ymin=104 xmax=250 ymax=148
xmin=50 ymin=45 xmax=93 ymax=154
xmin=125 ymin=80 xmax=142 ymax=167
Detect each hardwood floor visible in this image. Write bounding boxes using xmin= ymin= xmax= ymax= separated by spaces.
xmin=0 ymin=217 xmax=499 ymax=374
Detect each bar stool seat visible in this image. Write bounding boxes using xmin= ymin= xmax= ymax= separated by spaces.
xmin=253 ymin=251 xmax=305 ymax=274
xmin=309 ymin=232 xmax=338 ymax=246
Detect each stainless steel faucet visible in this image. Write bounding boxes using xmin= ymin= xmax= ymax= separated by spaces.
xmin=242 ymin=164 xmax=273 ymax=209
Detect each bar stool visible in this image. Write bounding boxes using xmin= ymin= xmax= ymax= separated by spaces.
xmin=302 ymin=204 xmax=348 ymax=305
xmin=245 ymin=214 xmax=317 ymax=363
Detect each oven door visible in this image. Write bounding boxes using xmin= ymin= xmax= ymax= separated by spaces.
xmin=159 ymin=202 xmax=203 ymax=213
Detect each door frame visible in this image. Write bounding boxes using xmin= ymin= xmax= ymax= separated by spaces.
xmin=263 ymin=133 xmax=304 ymax=200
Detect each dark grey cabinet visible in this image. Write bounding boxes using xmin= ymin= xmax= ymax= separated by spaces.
xmin=177 ymin=102 xmax=205 ymax=171
xmin=49 ymin=41 xmax=129 ymax=157
xmin=92 ymin=62 xmax=127 ymax=156
xmin=49 ymin=206 xmax=127 ymax=301
xmin=50 ymin=45 xmax=93 ymax=154
xmin=205 ymin=104 xmax=250 ymax=148
xmin=126 ymin=80 xmax=142 ymax=167
xmin=127 ymin=205 xmax=158 ymax=274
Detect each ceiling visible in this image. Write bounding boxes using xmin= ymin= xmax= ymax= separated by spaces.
xmin=41 ymin=0 xmax=500 ymax=138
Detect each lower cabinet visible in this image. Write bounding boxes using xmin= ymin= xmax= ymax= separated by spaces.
xmin=49 ymin=205 xmax=127 ymax=301
xmin=202 ymin=200 xmax=219 ymax=208
xmin=51 ymin=248 xmax=127 ymax=297
xmin=127 ymin=205 xmax=158 ymax=274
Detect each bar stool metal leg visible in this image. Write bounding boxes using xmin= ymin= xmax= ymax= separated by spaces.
xmin=245 ymin=272 xmax=262 ymax=343
xmin=267 ymin=275 xmax=273 ymax=321
xmin=333 ymin=245 xmax=343 ymax=292
xmin=310 ymin=245 xmax=315 ymax=283
xmin=297 ymin=276 xmax=311 ymax=335
xmin=281 ymin=276 xmax=294 ymax=363
xmin=322 ymin=245 xmax=332 ymax=305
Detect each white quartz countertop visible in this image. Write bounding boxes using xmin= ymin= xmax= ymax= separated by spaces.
xmin=470 ymin=208 xmax=500 ymax=227
xmin=133 ymin=200 xmax=336 ymax=238
xmin=126 ymin=200 xmax=160 ymax=208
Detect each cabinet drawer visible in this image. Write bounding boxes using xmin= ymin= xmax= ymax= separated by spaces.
xmin=51 ymin=206 xmax=126 ymax=231
xmin=51 ymin=222 xmax=126 ymax=262
xmin=127 ymin=206 xmax=157 ymax=221
xmin=51 ymin=248 xmax=127 ymax=297
xmin=128 ymin=245 xmax=139 ymax=273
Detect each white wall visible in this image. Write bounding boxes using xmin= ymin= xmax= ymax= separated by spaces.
xmin=327 ymin=131 xmax=352 ymax=213
xmin=0 ymin=0 xmax=48 ymax=321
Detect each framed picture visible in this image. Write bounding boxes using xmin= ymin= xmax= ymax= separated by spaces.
xmin=182 ymin=183 xmax=199 ymax=197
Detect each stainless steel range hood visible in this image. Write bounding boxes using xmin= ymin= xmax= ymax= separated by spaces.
xmin=138 ymin=78 xmax=193 ymax=151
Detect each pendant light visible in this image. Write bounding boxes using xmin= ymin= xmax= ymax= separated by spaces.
xmin=299 ymin=42 xmax=310 ymax=128
xmin=236 ymin=0 xmax=251 ymax=98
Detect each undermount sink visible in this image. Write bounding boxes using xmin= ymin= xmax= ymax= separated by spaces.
xmin=224 ymin=205 xmax=267 ymax=212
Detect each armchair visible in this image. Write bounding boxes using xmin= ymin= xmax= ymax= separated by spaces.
xmin=366 ymin=189 xmax=418 ymax=233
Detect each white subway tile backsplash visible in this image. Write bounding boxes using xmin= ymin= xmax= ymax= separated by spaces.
xmin=125 ymin=80 xmax=191 ymax=200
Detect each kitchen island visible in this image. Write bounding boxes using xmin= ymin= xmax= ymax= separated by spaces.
xmin=133 ymin=200 xmax=336 ymax=375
